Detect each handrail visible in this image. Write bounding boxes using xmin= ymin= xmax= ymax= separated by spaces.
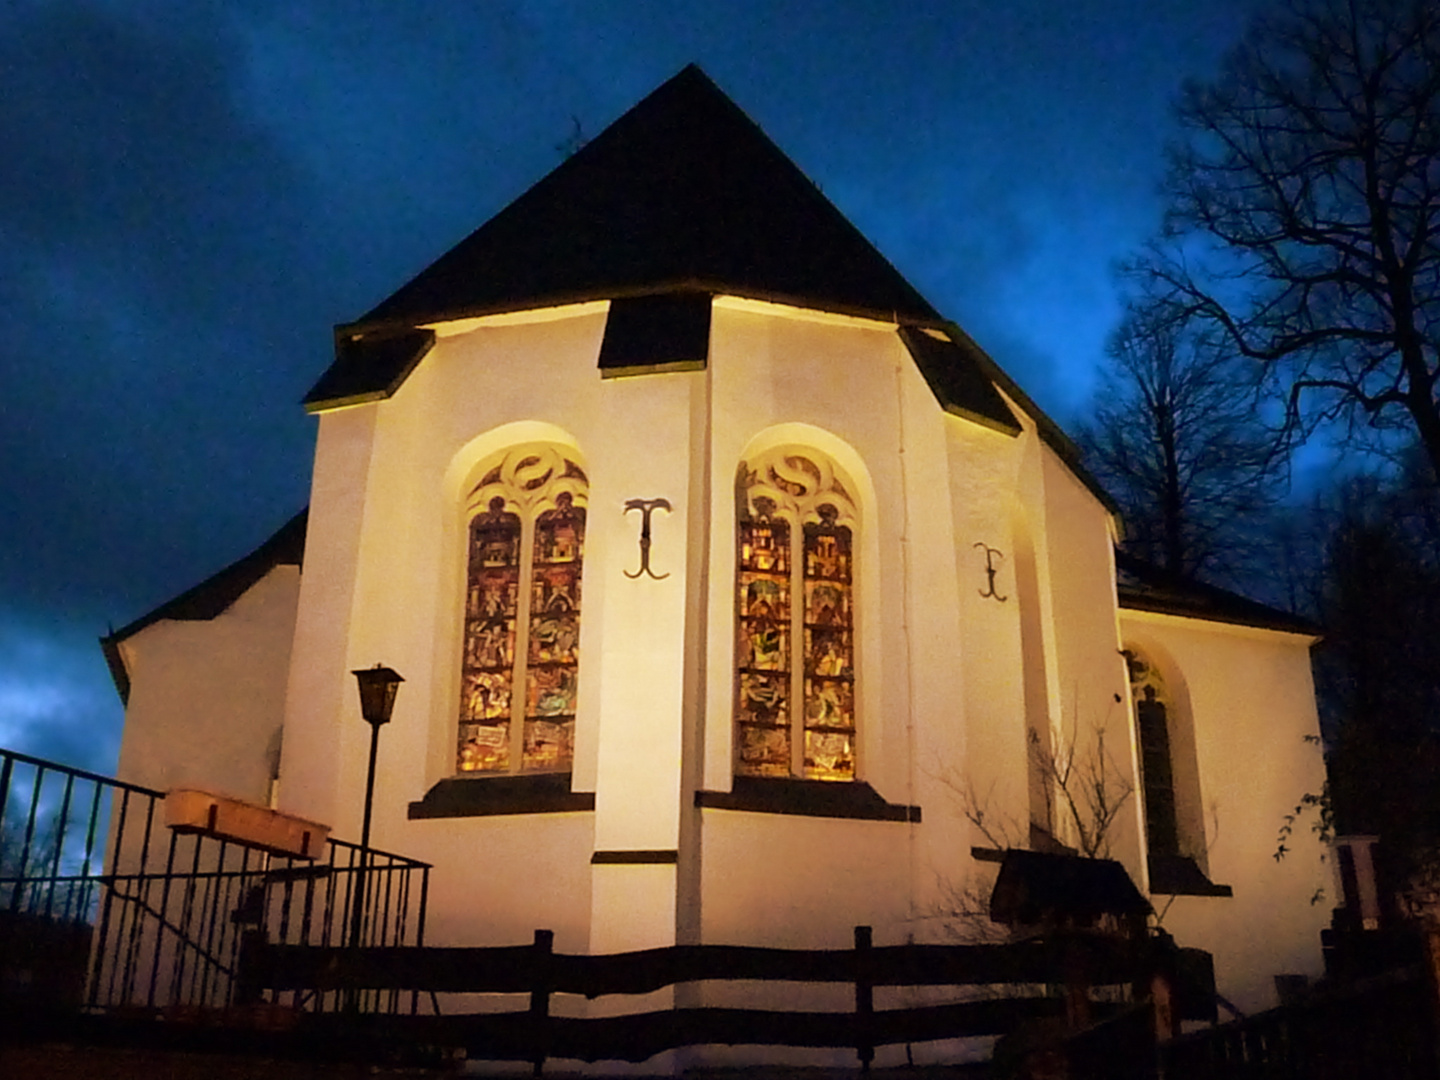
xmin=0 ymin=744 xmax=431 ymax=1018
xmin=0 ymin=746 xmax=164 ymax=798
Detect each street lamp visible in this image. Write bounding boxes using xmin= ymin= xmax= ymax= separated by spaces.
xmin=350 ymin=664 xmax=403 ymax=951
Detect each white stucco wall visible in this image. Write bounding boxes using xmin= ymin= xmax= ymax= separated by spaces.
xmin=114 ymin=564 xmax=299 ymax=805
xmin=1119 ymin=608 xmax=1329 ymax=1012
xmin=697 ymin=300 xmax=936 ymax=944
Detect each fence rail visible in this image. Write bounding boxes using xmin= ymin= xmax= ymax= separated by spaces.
xmin=241 ymin=925 xmax=1199 ymax=1067
xmin=0 ymin=746 xmax=431 ymax=1017
xmin=246 ymin=933 xmax=1170 ymax=995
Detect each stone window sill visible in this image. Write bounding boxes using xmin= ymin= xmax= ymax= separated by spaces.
xmin=407 ymin=774 xmax=594 ymax=819
xmin=696 ymin=776 xmax=920 ymax=822
xmin=1148 ymin=853 xmax=1232 ymax=897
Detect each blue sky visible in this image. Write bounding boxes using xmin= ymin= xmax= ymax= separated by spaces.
xmin=0 ymin=0 xmax=1267 ymax=772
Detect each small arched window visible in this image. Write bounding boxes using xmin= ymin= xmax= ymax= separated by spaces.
xmin=458 ymin=447 xmax=587 ymax=775
xmin=735 ymin=449 xmax=858 ymax=781
xmin=1126 ymin=648 xmax=1180 ymax=858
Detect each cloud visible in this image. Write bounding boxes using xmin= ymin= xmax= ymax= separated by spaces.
xmin=0 ymin=2 xmax=320 ymax=316
xmin=0 ymin=614 xmax=121 ymax=774
xmin=0 ymin=1 xmax=322 ymax=619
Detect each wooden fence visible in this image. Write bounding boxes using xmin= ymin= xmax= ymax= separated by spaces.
xmin=239 ymin=926 xmax=1210 ymax=1068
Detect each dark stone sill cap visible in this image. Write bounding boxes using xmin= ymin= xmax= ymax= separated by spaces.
xmin=408 ymin=773 xmax=920 ymax=823
xmin=1148 ymin=853 xmax=1233 ymax=898
xmin=696 ymin=776 xmax=920 ymax=822
xmin=973 ymin=847 xmax=1233 ymax=899
xmin=408 ymin=774 xmax=594 ymax=819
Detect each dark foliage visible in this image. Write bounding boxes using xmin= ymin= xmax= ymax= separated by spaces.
xmin=1311 ymin=459 xmax=1440 ymax=880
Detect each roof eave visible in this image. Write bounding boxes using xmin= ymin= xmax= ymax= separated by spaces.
xmin=938 ymin=319 xmax=1121 ymax=517
xmin=336 ymin=279 xmax=948 ymax=342
xmin=99 ymin=510 xmax=309 ymax=703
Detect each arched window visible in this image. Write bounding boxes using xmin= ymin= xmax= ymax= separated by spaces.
xmin=735 ymin=449 xmax=858 ymax=781
xmin=1126 ymin=648 xmax=1180 ymax=858
xmin=458 ymin=447 xmax=587 ymax=775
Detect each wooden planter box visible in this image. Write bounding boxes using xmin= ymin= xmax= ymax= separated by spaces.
xmin=164 ymin=789 xmax=330 ymax=860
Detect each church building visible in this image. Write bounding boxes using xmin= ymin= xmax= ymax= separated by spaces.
xmin=103 ymin=66 xmax=1330 ymax=1049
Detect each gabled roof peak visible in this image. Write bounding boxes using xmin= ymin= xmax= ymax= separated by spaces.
xmin=350 ymin=64 xmax=941 ymax=331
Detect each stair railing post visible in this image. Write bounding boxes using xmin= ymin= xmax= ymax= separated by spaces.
xmin=530 ymin=928 xmax=554 ymax=1077
xmin=854 ymin=925 xmax=874 ymax=1071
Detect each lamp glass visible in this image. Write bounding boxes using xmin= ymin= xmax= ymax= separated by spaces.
xmin=353 ymin=665 xmax=404 ymax=726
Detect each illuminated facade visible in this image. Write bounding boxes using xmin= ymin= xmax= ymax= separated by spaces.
xmin=104 ymin=66 xmax=1333 ymax=1059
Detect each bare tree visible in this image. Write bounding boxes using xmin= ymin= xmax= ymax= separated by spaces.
xmin=1137 ymin=0 xmax=1440 ymax=479
xmin=1028 ymin=726 xmax=1135 ymax=861
xmin=1077 ymin=302 xmax=1286 ymax=582
xmin=932 ymin=724 xmax=1136 ymax=942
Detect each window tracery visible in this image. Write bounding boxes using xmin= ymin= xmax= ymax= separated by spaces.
xmin=459 ymin=447 xmax=586 ymax=775
xmin=736 ymin=450 xmax=858 ymax=781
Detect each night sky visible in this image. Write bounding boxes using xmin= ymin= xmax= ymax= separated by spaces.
xmin=0 ymin=0 xmax=1267 ymax=772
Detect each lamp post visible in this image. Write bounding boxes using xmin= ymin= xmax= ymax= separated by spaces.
xmin=349 ymin=664 xmax=403 ymax=951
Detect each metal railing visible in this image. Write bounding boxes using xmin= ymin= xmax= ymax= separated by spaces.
xmin=0 ymin=748 xmax=115 ymax=923
xmin=1163 ymin=963 xmax=1440 ymax=1080
xmin=0 ymin=746 xmax=430 ymax=1017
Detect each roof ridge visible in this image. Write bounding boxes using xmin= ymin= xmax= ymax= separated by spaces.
xmin=344 ymin=64 xmax=940 ymax=333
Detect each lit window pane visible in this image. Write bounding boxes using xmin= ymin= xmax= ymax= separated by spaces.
xmin=737 ymin=512 xmax=792 ymax=777
xmin=803 ymin=510 xmax=854 ymax=780
xmin=458 ymin=499 xmax=520 ymax=772
xmin=804 ymin=729 xmax=855 ymax=781
xmin=524 ymin=493 xmax=584 ymax=771
xmin=739 ymin=724 xmax=791 ymax=776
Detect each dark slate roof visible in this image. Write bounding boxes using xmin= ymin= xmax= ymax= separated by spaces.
xmin=897 ymin=326 xmax=1020 ymax=435
xmin=597 ymin=293 xmax=712 ymax=377
xmin=1115 ymin=551 xmax=1320 ymax=637
xmin=302 ymin=65 xmax=1120 ymax=522
xmin=303 ymin=329 xmax=435 ymax=413
xmin=349 ymin=64 xmax=942 ymax=332
xmin=100 ymin=511 xmax=308 ymax=704
xmin=989 ymin=849 xmax=1150 ymax=926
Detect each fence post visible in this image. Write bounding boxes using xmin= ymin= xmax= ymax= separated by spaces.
xmin=1425 ymin=928 xmax=1440 ymax=1072
xmin=854 ymin=925 xmax=874 ymax=1071
xmin=234 ymin=928 xmax=266 ymax=1006
xmin=530 ymin=929 xmax=554 ymax=1077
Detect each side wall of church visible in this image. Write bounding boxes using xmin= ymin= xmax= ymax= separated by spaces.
xmin=114 ymin=564 xmax=299 ymax=806
xmin=1119 ymin=609 xmax=1329 ymax=1013
xmin=282 ymin=303 xmax=626 ymax=954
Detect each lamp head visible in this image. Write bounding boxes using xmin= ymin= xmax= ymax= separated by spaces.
xmin=352 ymin=664 xmax=404 ymax=727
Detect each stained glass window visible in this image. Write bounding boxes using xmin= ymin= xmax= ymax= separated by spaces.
xmin=458 ymin=449 xmax=586 ymax=775
xmin=735 ymin=450 xmax=858 ymax=782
